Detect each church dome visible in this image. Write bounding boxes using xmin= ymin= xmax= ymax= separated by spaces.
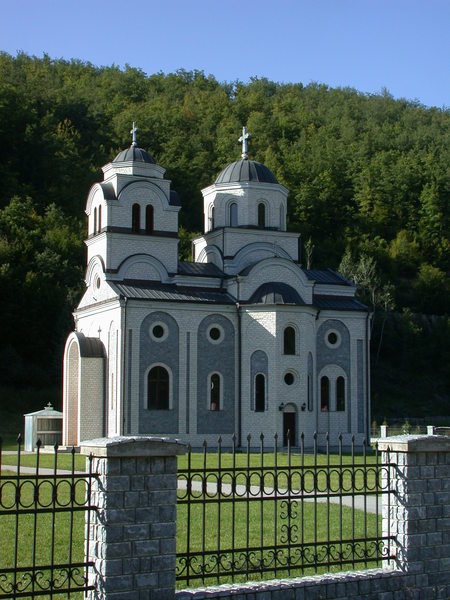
xmin=215 ymin=159 xmax=278 ymax=184
xmin=113 ymin=145 xmax=156 ymax=164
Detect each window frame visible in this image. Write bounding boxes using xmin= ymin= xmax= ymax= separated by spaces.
xmin=254 ymin=372 xmax=266 ymax=412
xmin=208 ymin=372 xmax=222 ymax=411
xmin=320 ymin=376 xmax=330 ymax=412
xmin=283 ymin=326 xmax=296 ymax=355
xmin=132 ymin=203 xmax=141 ymax=232
xmin=146 ymin=364 xmax=172 ymax=410
xmin=257 ymin=202 xmax=266 ymax=228
xmin=229 ymin=202 xmax=238 ymax=227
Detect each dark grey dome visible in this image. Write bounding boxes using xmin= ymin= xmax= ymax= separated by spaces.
xmin=248 ymin=283 xmax=304 ymax=305
xmin=113 ymin=145 xmax=156 ymax=164
xmin=215 ymin=159 xmax=278 ymax=184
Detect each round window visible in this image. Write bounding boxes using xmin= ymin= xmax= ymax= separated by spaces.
xmin=284 ymin=372 xmax=295 ymax=385
xmin=208 ymin=325 xmax=223 ymax=343
xmin=150 ymin=322 xmax=168 ymax=342
xmin=152 ymin=325 xmax=164 ymax=339
xmin=325 ymin=330 xmax=341 ymax=348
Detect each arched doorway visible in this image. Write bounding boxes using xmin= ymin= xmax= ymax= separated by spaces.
xmin=282 ymin=403 xmax=296 ymax=446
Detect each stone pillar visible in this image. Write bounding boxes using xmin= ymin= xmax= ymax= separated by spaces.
xmin=80 ymin=436 xmax=186 ymax=600
xmin=378 ymin=435 xmax=450 ymax=595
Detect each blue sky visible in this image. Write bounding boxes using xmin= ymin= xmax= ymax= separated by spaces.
xmin=1 ymin=0 xmax=449 ymax=108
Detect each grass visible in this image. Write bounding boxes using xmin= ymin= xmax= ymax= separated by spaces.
xmin=176 ymin=499 xmax=381 ymax=588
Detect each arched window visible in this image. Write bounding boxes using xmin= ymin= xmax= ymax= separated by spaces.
xmin=283 ymin=327 xmax=296 ymax=355
xmin=258 ymin=203 xmax=266 ymax=228
xmin=208 ymin=205 xmax=215 ymax=230
xmin=307 ymin=374 xmax=313 ymax=411
xmin=320 ymin=376 xmax=329 ymax=412
xmin=146 ymin=205 xmax=154 ymax=234
xmin=280 ymin=205 xmax=285 ymax=230
xmin=336 ymin=376 xmax=345 ymax=411
xmin=230 ymin=203 xmax=238 ymax=227
xmin=209 ymin=373 xmax=221 ymax=411
xmin=93 ymin=207 xmax=97 ymax=234
xmin=147 ymin=366 xmax=169 ymax=410
xmin=132 ymin=203 xmax=140 ymax=232
xmin=255 ymin=373 xmax=265 ymax=412
xmin=98 ymin=205 xmax=102 ymax=232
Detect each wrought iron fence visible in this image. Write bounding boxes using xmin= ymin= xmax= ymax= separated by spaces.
xmin=0 ymin=435 xmax=97 ymax=599
xmin=176 ymin=432 xmax=394 ymax=587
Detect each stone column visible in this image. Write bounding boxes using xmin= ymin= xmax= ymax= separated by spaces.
xmin=378 ymin=435 xmax=450 ymax=595
xmin=80 ymin=436 xmax=186 ymax=600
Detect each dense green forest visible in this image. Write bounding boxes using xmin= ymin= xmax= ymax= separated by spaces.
xmin=0 ymin=52 xmax=448 ymax=421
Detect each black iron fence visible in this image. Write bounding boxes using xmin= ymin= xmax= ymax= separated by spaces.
xmin=0 ymin=436 xmax=97 ymax=599
xmin=176 ymin=432 xmax=394 ymax=587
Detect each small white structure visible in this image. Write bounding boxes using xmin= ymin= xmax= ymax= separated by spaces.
xmin=24 ymin=403 xmax=63 ymax=451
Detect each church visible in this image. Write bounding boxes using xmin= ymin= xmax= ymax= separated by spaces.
xmin=62 ymin=125 xmax=371 ymax=450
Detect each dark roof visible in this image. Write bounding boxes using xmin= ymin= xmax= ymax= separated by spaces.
xmin=100 ymin=181 xmax=116 ymax=200
xmin=313 ymin=295 xmax=368 ymax=311
xmin=114 ymin=281 xmax=234 ymax=304
xmin=215 ymin=159 xmax=278 ymax=184
xmin=170 ymin=190 xmax=181 ymax=207
xmin=113 ymin=145 xmax=156 ymax=164
xmin=247 ymin=283 xmax=305 ymax=305
xmin=74 ymin=332 xmax=106 ymax=358
xmin=304 ymin=269 xmax=352 ymax=286
xmin=178 ymin=262 xmax=224 ymax=277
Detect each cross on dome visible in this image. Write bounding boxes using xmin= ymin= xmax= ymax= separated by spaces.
xmin=130 ymin=122 xmax=138 ymax=147
xmin=239 ymin=126 xmax=251 ymax=160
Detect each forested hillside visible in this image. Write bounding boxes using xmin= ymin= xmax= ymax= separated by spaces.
xmin=0 ymin=52 xmax=448 ymax=420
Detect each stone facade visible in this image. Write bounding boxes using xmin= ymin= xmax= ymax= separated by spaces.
xmin=63 ymin=128 xmax=371 ymax=450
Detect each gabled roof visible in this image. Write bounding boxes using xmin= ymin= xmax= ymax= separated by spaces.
xmin=178 ymin=262 xmax=224 ymax=277
xmin=304 ymin=268 xmax=352 ymax=286
xmin=114 ymin=281 xmax=234 ymax=304
xmin=313 ymin=295 xmax=368 ymax=311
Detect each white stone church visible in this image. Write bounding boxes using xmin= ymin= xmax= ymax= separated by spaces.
xmin=63 ymin=125 xmax=370 ymax=449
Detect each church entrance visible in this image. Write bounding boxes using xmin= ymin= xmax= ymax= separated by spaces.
xmin=283 ymin=406 xmax=296 ymax=446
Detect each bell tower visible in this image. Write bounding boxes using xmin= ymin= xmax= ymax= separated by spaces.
xmin=84 ymin=123 xmax=181 ymax=288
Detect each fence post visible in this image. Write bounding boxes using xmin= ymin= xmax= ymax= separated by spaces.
xmin=378 ymin=435 xmax=450 ymax=595
xmin=80 ymin=436 xmax=186 ymax=600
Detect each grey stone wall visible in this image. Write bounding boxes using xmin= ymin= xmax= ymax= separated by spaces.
xmin=196 ymin=314 xmax=235 ymax=434
xmin=139 ymin=311 xmax=179 ymax=434
xmin=80 ymin=436 xmax=185 ymax=600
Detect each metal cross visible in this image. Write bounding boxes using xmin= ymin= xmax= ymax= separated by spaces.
xmin=238 ymin=126 xmax=251 ymax=160
xmin=130 ymin=122 xmax=138 ymax=146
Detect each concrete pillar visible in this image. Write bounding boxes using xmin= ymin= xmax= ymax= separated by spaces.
xmin=80 ymin=436 xmax=186 ymax=600
xmin=380 ymin=424 xmax=388 ymax=438
xmin=378 ymin=435 xmax=450 ymax=596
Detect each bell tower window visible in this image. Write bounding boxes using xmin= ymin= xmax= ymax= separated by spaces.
xmin=98 ymin=205 xmax=101 ymax=232
xmin=258 ymin=203 xmax=266 ymax=228
xmin=230 ymin=203 xmax=238 ymax=227
xmin=93 ymin=207 xmax=97 ymax=234
xmin=132 ymin=204 xmax=140 ymax=232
